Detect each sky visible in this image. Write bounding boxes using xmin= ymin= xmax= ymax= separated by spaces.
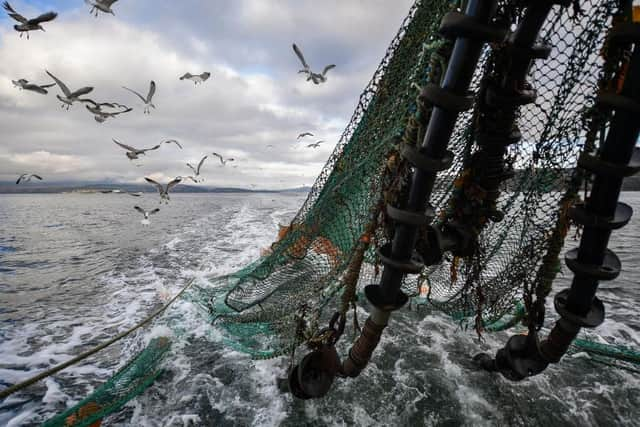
xmin=0 ymin=0 xmax=415 ymax=189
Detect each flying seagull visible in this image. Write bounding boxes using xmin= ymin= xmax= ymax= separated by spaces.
xmin=297 ymin=132 xmax=314 ymax=140
xmin=85 ymin=0 xmax=118 ymax=17
xmin=122 ymin=81 xmax=156 ymax=114
xmin=134 ymin=205 xmax=159 ymax=224
xmin=164 ymin=139 xmax=183 ymax=149
xmin=179 ymin=72 xmax=211 ymax=85
xmin=3 ymin=2 xmax=57 ymax=39
xmin=186 ymin=156 xmax=207 ymax=182
xmin=12 ymin=79 xmax=55 ymax=95
xmin=292 ymin=44 xmax=336 ymax=85
xmin=16 ymin=173 xmax=42 ymax=184
xmin=84 ymin=100 xmax=131 ymax=123
xmin=144 ymin=177 xmax=182 ymax=203
xmin=307 ymin=140 xmax=324 ymax=148
xmin=46 ymin=70 xmax=93 ymax=110
xmin=113 ymin=139 xmax=160 ymax=160
xmin=212 ymin=152 xmax=235 ymax=166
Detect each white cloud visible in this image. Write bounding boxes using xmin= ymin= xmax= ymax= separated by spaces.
xmin=0 ymin=0 xmax=414 ymax=188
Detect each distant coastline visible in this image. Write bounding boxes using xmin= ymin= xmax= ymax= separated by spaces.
xmin=2 ymin=173 xmax=640 ymax=194
xmin=0 ymin=181 xmax=311 ymax=194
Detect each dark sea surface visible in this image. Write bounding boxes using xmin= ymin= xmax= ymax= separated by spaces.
xmin=0 ymin=192 xmax=639 ymax=426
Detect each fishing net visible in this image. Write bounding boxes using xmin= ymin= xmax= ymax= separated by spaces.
xmin=189 ymin=0 xmax=627 ymax=358
xmin=42 ymin=337 xmax=171 ymax=427
xmin=40 ymin=1 xmax=640 ymax=425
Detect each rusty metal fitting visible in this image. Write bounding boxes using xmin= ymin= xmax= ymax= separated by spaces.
xmin=340 ymin=317 xmax=387 ymax=378
xmin=540 ymin=318 xmax=581 ymax=363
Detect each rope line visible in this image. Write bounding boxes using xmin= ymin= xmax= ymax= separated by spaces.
xmin=0 ymin=276 xmax=197 ymax=400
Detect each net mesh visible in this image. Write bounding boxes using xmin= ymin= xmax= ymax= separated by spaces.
xmin=41 ymin=1 xmax=640 ymax=424
xmin=42 ymin=337 xmax=171 ymax=427
xmin=188 ymin=0 xmax=623 ymax=358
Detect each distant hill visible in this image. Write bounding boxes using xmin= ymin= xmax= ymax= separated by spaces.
xmin=2 ymin=172 xmax=638 ymax=194
xmin=0 ymin=181 xmax=311 ymax=194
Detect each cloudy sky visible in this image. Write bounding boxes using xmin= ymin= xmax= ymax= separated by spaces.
xmin=0 ymin=0 xmax=414 ymax=188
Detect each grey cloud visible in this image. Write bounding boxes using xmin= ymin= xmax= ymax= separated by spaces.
xmin=0 ymin=1 xmax=414 ymax=188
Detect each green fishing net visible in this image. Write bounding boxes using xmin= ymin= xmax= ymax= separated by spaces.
xmin=42 ymin=337 xmax=171 ymax=427
xmin=42 ymin=1 xmax=640 ymax=424
xmin=188 ymin=0 xmax=625 ymax=357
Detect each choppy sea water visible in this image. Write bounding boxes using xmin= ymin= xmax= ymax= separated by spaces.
xmin=0 ymin=192 xmax=639 ymax=426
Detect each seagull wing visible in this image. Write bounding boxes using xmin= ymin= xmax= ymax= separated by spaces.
xmin=40 ymin=83 xmax=56 ymax=89
xmin=82 ymin=98 xmax=99 ymax=107
xmin=322 ymin=64 xmax=336 ymax=76
xmin=31 ymin=174 xmax=43 ymax=180
xmin=106 ymin=107 xmax=132 ymax=117
xmin=29 ymin=11 xmax=57 ymax=24
xmin=149 ymin=208 xmax=160 ymax=215
xmin=164 ymin=139 xmax=182 ymax=149
xmin=212 ymin=152 xmax=224 ymax=164
xmin=196 ymin=155 xmax=207 ymax=173
xmin=297 ymin=132 xmax=313 ymax=139
xmin=113 ymin=139 xmax=138 ymax=152
xmin=23 ymin=83 xmax=48 ymax=94
xmin=3 ymin=2 xmax=27 ymax=23
xmin=186 ymin=163 xmax=197 ymax=174
xmin=122 ymin=86 xmax=147 ymax=103
xmin=227 ymin=158 xmax=235 ymax=162
xmin=104 ymin=0 xmax=119 ymax=6
xmin=141 ymin=144 xmax=161 ymax=153
xmin=146 ymin=80 xmax=156 ymax=102
xmin=16 ymin=174 xmax=26 ymax=184
xmin=179 ymin=73 xmax=193 ymax=80
xmin=292 ymin=44 xmax=310 ymax=70
xmin=69 ymin=86 xmax=93 ymax=98
xmin=46 ymin=70 xmax=71 ymax=97
xmin=144 ymin=177 xmax=164 ymax=194
xmin=134 ymin=206 xmax=146 ymax=215
xmin=166 ymin=177 xmax=182 ymax=191
xmin=211 ymin=153 xmax=224 ymax=164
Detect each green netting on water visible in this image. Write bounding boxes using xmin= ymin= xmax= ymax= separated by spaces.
xmin=572 ymin=339 xmax=640 ymax=365
xmin=43 ymin=337 xmax=171 ymax=427
xmin=188 ymin=0 xmax=624 ymax=358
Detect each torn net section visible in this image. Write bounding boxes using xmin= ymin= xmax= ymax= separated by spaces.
xmin=189 ymin=0 xmax=619 ymax=358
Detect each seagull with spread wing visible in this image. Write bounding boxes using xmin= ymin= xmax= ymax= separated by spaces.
xmin=179 ymin=72 xmax=211 ymax=85
xmin=3 ymin=2 xmax=57 ymax=39
xmin=144 ymin=177 xmax=182 ymax=203
xmin=134 ymin=206 xmax=159 ymax=224
xmin=212 ymin=152 xmax=235 ymax=166
xmin=297 ymin=132 xmax=314 ymax=140
xmin=307 ymin=140 xmax=324 ymax=148
xmin=84 ymin=100 xmax=131 ymax=123
xmin=186 ymin=156 xmax=207 ymax=182
xmin=122 ymin=81 xmax=156 ymax=114
xmin=16 ymin=173 xmax=43 ymax=184
xmin=85 ymin=0 xmax=118 ymax=17
xmin=292 ymin=44 xmax=336 ymax=85
xmin=12 ymin=78 xmax=55 ymax=95
xmin=46 ymin=70 xmax=93 ymax=110
xmin=113 ymin=139 xmax=160 ymax=160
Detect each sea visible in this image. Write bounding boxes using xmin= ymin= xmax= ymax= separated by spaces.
xmin=0 ymin=192 xmax=639 ymax=426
